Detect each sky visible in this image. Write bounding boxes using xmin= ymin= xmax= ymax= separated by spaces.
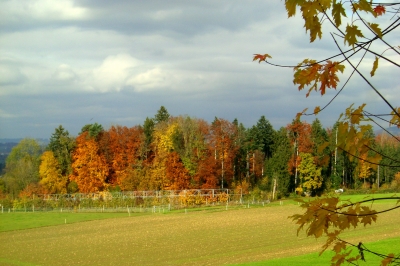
xmin=1 ymin=0 xmax=398 ymax=139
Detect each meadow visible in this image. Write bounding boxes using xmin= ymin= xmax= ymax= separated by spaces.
xmin=0 ymin=194 xmax=399 ymax=266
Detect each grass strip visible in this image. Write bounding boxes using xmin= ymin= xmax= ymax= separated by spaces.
xmin=0 ymin=212 xmax=143 ymax=232
xmin=233 ymin=236 xmax=400 ymax=265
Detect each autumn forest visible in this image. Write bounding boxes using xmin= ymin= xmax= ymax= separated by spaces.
xmin=1 ymin=106 xmax=400 ymax=199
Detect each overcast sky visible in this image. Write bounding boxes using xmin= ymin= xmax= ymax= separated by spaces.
xmin=1 ymin=0 xmax=398 ymax=139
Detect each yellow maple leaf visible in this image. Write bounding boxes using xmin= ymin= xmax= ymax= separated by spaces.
xmin=344 ymin=24 xmax=364 ymax=47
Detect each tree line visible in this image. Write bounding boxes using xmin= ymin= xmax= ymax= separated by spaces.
xmin=1 ymin=106 xmax=399 ymax=198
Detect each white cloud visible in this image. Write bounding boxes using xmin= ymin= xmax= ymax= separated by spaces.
xmin=127 ymin=67 xmax=169 ymax=92
xmin=150 ymin=9 xmax=183 ymax=21
xmin=89 ymin=54 xmax=141 ymax=92
xmin=52 ymin=64 xmax=77 ymax=81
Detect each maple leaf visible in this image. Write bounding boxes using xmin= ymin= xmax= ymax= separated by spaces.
xmin=293 ymin=59 xmax=320 ymax=93
xmin=295 ymin=108 xmax=308 ymax=120
xmin=356 ymin=0 xmax=375 ymax=15
xmin=333 ymin=241 xmax=347 ymax=253
xmin=308 ymin=16 xmax=322 ymax=42
xmin=390 ymin=107 xmax=400 ymax=128
xmin=344 ymin=24 xmax=364 ymax=47
xmin=317 ymin=141 xmax=329 ymax=154
xmin=331 ymin=251 xmax=352 ymax=266
xmin=359 ymin=206 xmax=377 ymax=226
xmin=285 ymin=0 xmax=301 ymax=17
xmin=253 ymin=54 xmax=272 ymax=63
xmin=319 ymin=61 xmax=345 ymax=95
xmin=350 ymin=104 xmax=366 ymax=125
xmin=374 ymin=5 xmax=386 ymax=16
xmin=332 ymin=2 xmax=346 ymax=27
xmin=370 ymin=56 xmax=379 ymax=77
xmin=368 ymin=23 xmax=383 ymax=38
xmin=381 ymin=254 xmax=395 ymax=266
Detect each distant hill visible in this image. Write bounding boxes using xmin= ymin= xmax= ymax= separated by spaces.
xmin=0 ymin=138 xmax=23 ymax=144
xmin=0 ymin=138 xmax=48 ymax=144
xmin=375 ymin=126 xmax=400 ymax=136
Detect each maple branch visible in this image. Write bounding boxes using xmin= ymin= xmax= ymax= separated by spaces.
xmin=332 ymin=15 xmax=400 ymax=67
xmin=364 ymin=144 xmax=400 ymax=163
xmin=331 ymin=33 xmax=400 ymax=119
xmin=337 ymin=238 xmax=400 ymax=264
xmin=304 ymin=42 xmax=372 ymax=116
xmin=336 ymin=196 xmax=400 ymax=209
xmin=363 ymin=111 xmax=400 ymax=141
xmin=363 ymin=113 xmax=400 ymax=129
xmin=351 ymin=1 xmax=400 ymax=56
xmin=337 ymin=146 xmax=400 ymax=167
xmin=319 ymin=197 xmax=400 ymax=216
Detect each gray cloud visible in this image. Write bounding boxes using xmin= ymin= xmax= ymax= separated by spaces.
xmin=0 ymin=0 xmax=397 ymax=138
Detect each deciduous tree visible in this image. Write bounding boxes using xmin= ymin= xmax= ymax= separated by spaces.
xmin=3 ymin=138 xmax=43 ymax=197
xmin=298 ymin=152 xmax=323 ymax=195
xmin=39 ymin=151 xmax=67 ymax=194
xmin=70 ymin=132 xmax=109 ymax=193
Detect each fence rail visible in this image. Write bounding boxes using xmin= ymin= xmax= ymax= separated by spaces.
xmin=1 ymin=189 xmax=255 ymax=212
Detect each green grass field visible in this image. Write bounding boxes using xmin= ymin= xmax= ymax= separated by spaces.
xmin=0 ymin=194 xmax=398 ymax=265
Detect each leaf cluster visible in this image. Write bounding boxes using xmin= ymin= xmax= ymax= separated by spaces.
xmin=290 ymin=195 xmax=400 ymax=265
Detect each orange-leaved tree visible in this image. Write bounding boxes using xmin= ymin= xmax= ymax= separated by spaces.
xmin=165 ymin=151 xmax=191 ymax=190
xmin=100 ymin=125 xmax=144 ymax=189
xmin=254 ymin=0 xmax=400 ymax=265
xmin=210 ymin=118 xmax=238 ymax=189
xmin=287 ymin=119 xmax=313 ymax=189
xmin=70 ymin=131 xmax=109 ymax=193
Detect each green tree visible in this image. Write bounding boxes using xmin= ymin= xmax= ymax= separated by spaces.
xmin=80 ymin=123 xmax=104 ymax=139
xmin=48 ymin=125 xmax=75 ymax=177
xmin=374 ymin=133 xmax=400 ymax=187
xmin=255 ymin=116 xmax=275 ymax=159
xmin=142 ymin=117 xmax=155 ymax=160
xmin=3 ymin=138 xmax=43 ymax=197
xmin=232 ymin=119 xmax=249 ymax=184
xmin=266 ymin=127 xmax=292 ymax=196
xmin=154 ymin=106 xmax=170 ymax=124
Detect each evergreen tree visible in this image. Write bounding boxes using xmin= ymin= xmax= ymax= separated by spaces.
xmin=48 ymin=125 xmax=75 ymax=177
xmin=255 ymin=115 xmax=275 ymax=159
xmin=267 ymin=127 xmax=292 ymax=196
xmin=154 ymin=106 xmax=170 ymax=124
xmin=80 ymin=123 xmax=104 ymax=139
xmin=143 ymin=117 xmax=155 ymax=148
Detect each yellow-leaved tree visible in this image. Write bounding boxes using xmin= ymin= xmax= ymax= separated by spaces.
xmin=39 ymin=151 xmax=67 ymax=194
xmin=298 ymin=152 xmax=323 ymax=195
xmin=254 ymin=0 xmax=400 ymax=265
xmin=149 ymin=121 xmax=177 ymax=190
